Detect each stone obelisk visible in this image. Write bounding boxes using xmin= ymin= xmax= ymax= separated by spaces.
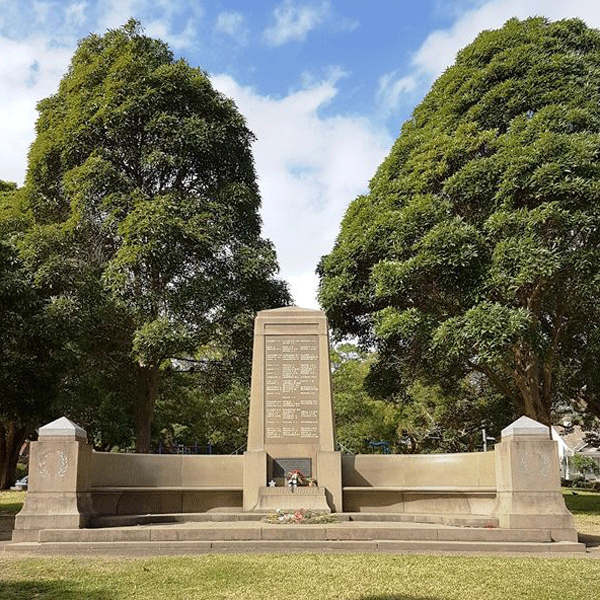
xmin=243 ymin=307 xmax=342 ymax=511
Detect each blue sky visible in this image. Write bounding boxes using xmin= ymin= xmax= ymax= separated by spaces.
xmin=1 ymin=0 xmax=599 ymax=308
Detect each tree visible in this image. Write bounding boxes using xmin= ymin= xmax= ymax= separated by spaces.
xmin=395 ymin=378 xmax=514 ymax=453
xmin=330 ymin=344 xmax=513 ymax=454
xmin=154 ymin=371 xmax=251 ymax=455
xmin=569 ymin=454 xmax=600 ymax=481
xmin=24 ymin=20 xmax=290 ymax=452
xmin=318 ymin=17 xmax=600 ymax=426
xmin=331 ymin=344 xmax=403 ymax=453
xmin=0 ymin=236 xmax=64 ymax=488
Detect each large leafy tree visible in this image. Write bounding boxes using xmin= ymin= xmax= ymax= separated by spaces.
xmin=0 ymin=180 xmax=138 ymax=485
xmin=330 ymin=344 xmax=402 ymax=454
xmin=330 ymin=344 xmax=513 ymax=454
xmin=25 ymin=20 xmax=289 ymax=452
xmin=318 ymin=18 xmax=600 ymax=426
xmin=0 ymin=181 xmax=66 ymax=487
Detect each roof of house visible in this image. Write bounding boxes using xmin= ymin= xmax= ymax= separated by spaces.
xmin=556 ymin=425 xmax=600 ymax=453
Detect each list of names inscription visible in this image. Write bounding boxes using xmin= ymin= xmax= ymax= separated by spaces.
xmin=265 ymin=335 xmax=319 ymax=442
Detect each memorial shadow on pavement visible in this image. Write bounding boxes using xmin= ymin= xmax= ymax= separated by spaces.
xmin=0 ymin=580 xmax=109 ymax=600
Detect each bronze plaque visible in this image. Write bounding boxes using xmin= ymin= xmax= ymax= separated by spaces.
xmin=264 ymin=335 xmax=319 ymax=443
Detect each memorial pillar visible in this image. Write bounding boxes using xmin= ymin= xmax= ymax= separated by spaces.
xmin=12 ymin=417 xmax=94 ymax=542
xmin=491 ymin=416 xmax=577 ymax=542
xmin=244 ymin=307 xmax=342 ymax=512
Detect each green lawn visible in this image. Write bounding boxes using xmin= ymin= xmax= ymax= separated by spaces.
xmin=0 ymin=491 xmax=25 ymax=515
xmin=562 ymin=488 xmax=600 ymax=535
xmin=0 ymin=553 xmax=599 ymax=600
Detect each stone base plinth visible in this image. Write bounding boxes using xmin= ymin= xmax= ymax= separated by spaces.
xmin=12 ymin=491 xmax=94 ymax=542
xmin=255 ymin=486 xmax=331 ymax=512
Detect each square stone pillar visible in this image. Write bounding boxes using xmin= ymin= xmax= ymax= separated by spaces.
xmin=243 ymin=450 xmax=267 ymax=511
xmin=491 ymin=416 xmax=577 ymax=542
xmin=12 ymin=417 xmax=94 ymax=542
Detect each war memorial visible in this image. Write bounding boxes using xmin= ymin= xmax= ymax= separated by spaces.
xmin=6 ymin=307 xmax=584 ymax=554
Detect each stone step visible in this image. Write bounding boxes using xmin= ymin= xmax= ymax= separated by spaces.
xmin=5 ymin=538 xmax=585 ymax=557
xmin=36 ymin=523 xmax=554 ymax=544
xmin=348 ymin=513 xmax=500 ymax=528
xmin=92 ymin=513 xmax=269 ymax=527
xmin=91 ymin=512 xmax=496 ymax=529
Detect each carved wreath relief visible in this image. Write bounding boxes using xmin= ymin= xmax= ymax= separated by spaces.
xmin=519 ymin=450 xmax=550 ymax=477
xmin=38 ymin=450 xmax=69 ymax=479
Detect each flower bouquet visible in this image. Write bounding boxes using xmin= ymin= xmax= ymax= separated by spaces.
xmin=262 ymin=508 xmax=337 ymax=524
xmin=286 ymin=468 xmax=307 ymax=490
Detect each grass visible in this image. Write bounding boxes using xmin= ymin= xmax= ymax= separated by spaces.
xmin=0 ymin=491 xmax=25 ymax=515
xmin=1 ymin=553 xmax=600 ymax=600
xmin=562 ymin=488 xmax=600 ymax=535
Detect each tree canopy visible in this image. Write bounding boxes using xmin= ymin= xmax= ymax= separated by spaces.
xmin=330 ymin=344 xmax=513 ymax=454
xmin=318 ymin=17 xmax=600 ymax=426
xmin=0 ymin=182 xmax=67 ymax=487
xmin=21 ymin=20 xmax=290 ymax=452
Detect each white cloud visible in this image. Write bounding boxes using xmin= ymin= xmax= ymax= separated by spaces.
xmin=379 ymin=0 xmax=600 ymax=114
xmin=211 ymin=72 xmax=393 ymax=309
xmin=96 ymin=0 xmax=137 ymax=30
xmin=414 ymin=0 xmax=600 ymax=78
xmin=215 ymin=11 xmax=249 ymax=43
xmin=287 ymin=272 xmax=320 ymax=310
xmin=64 ymin=2 xmax=87 ymax=28
xmin=377 ymin=72 xmax=418 ymax=116
xmin=145 ymin=17 xmax=199 ymax=50
xmin=0 ymin=35 xmax=72 ymax=185
xmin=97 ymin=0 xmax=204 ymax=49
xmin=264 ymin=0 xmax=330 ymax=46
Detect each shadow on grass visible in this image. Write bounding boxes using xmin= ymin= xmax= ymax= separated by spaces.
xmin=359 ymin=596 xmax=449 ymax=600
xmin=579 ymin=532 xmax=600 ymax=548
xmin=0 ymin=580 xmax=109 ymax=600
xmin=0 ymin=504 xmax=23 ymax=515
xmin=0 ymin=516 xmax=16 ymax=541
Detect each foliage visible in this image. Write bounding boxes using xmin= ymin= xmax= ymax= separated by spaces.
xmin=319 ymin=17 xmax=600 ymax=425
xmin=331 ymin=344 xmax=402 ymax=453
xmin=0 ymin=225 xmax=68 ymax=488
xmin=396 ymin=378 xmax=514 ymax=453
xmin=569 ymin=454 xmax=600 ymax=480
xmin=331 ymin=344 xmax=514 ymax=453
xmin=22 ymin=20 xmax=290 ymax=452
xmin=153 ymin=371 xmax=250 ymax=454
xmin=583 ymin=428 xmax=600 ymax=448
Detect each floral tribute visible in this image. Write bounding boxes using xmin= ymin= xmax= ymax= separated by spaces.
xmin=262 ymin=508 xmax=337 ymax=524
xmin=285 ymin=469 xmax=317 ymax=490
xmin=286 ymin=469 xmax=307 ymax=489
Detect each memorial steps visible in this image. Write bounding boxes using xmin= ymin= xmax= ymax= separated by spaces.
xmin=6 ymin=514 xmax=586 ymax=555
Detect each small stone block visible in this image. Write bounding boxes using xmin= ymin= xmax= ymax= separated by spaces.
xmin=501 ymin=416 xmax=550 ymax=439
xmin=38 ymin=417 xmax=87 ymax=441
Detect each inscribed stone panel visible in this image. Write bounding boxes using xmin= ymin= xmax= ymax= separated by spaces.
xmin=264 ymin=335 xmax=319 ymax=443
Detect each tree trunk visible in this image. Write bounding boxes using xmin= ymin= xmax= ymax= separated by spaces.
xmin=134 ymin=364 xmax=160 ymax=453
xmin=0 ymin=421 xmax=29 ymax=490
